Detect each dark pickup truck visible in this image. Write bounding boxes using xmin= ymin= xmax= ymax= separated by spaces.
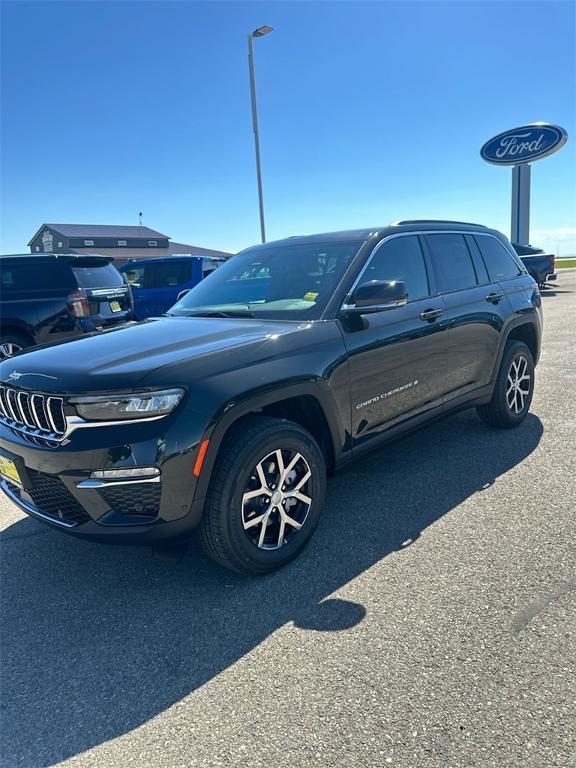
xmin=0 ymin=220 xmax=542 ymax=575
xmin=513 ymin=243 xmax=556 ymax=288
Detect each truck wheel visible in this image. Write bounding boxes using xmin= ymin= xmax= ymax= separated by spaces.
xmin=0 ymin=333 xmax=31 ymax=359
xmin=477 ymin=340 xmax=535 ymax=428
xmin=198 ymin=416 xmax=326 ymax=575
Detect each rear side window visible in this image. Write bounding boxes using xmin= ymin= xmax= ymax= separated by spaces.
xmin=363 ymin=235 xmax=430 ymax=302
xmin=0 ymin=261 xmax=75 ymax=293
xmin=72 ymin=264 xmax=125 ymax=289
xmin=475 ymin=235 xmax=522 ymax=281
xmin=151 ymin=262 xmax=191 ymax=288
xmin=426 ymin=234 xmax=477 ymax=293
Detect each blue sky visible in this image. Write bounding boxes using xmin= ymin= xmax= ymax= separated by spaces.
xmin=1 ymin=0 xmax=575 ymax=255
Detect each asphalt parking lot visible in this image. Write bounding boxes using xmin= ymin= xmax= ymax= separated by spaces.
xmin=1 ymin=272 xmax=575 ymax=768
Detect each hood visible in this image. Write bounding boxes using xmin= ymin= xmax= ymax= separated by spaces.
xmin=0 ymin=317 xmax=303 ymax=394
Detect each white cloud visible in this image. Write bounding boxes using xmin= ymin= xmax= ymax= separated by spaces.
xmin=530 ymin=226 xmax=576 ymax=256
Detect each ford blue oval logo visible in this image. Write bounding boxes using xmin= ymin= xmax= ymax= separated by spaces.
xmin=481 ymin=123 xmax=568 ymax=165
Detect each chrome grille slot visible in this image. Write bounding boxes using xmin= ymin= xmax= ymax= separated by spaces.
xmin=17 ymin=391 xmax=35 ymax=427
xmin=31 ymin=394 xmax=50 ymax=431
xmin=48 ymin=397 xmax=66 ymax=433
xmin=6 ymin=389 xmax=19 ymax=421
xmin=0 ymin=385 xmax=66 ymax=443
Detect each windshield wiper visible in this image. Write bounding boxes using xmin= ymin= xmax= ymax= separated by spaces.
xmin=182 ymin=309 xmax=255 ymax=318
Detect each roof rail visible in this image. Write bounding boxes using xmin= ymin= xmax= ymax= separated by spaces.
xmin=391 ymin=219 xmax=487 ymax=227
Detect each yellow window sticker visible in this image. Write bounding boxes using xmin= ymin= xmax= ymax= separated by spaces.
xmin=303 ymin=292 xmax=319 ymax=301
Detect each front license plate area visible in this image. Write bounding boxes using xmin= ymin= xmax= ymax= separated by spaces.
xmin=0 ymin=454 xmax=22 ymax=487
xmin=0 ymin=449 xmax=30 ymax=490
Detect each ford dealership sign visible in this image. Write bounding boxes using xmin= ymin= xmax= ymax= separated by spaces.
xmin=481 ymin=123 xmax=568 ymax=165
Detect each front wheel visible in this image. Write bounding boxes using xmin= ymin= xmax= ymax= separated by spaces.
xmin=477 ymin=340 xmax=535 ymax=428
xmin=198 ymin=416 xmax=326 ymax=575
xmin=0 ymin=333 xmax=31 ymax=359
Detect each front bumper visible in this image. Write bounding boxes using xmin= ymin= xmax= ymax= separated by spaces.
xmin=0 ymin=410 xmax=208 ymax=544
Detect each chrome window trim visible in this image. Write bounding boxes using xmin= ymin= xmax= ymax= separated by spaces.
xmin=340 ymin=229 xmax=523 ymax=311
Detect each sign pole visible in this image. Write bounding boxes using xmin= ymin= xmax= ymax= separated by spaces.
xmin=511 ymin=163 xmax=531 ymax=245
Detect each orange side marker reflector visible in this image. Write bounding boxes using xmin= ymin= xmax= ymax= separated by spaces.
xmin=193 ymin=439 xmax=210 ymax=477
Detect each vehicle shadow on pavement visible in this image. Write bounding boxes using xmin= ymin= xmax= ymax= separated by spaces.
xmin=0 ymin=410 xmax=543 ymax=767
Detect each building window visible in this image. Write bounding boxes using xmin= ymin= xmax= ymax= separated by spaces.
xmin=118 ymin=240 xmax=127 ymax=246
xmin=57 ymin=242 xmax=63 ymax=248
xmin=35 ymin=246 xmax=40 ymax=252
xmin=84 ymin=240 xmax=94 ymax=246
xmin=149 ymin=240 xmax=157 ymax=246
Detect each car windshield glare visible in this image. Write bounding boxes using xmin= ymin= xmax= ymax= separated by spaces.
xmin=169 ymin=240 xmax=364 ymax=320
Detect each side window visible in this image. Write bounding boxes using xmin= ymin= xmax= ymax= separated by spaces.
xmin=475 ymin=235 xmax=522 ymax=281
xmin=362 ymin=235 xmax=430 ymax=302
xmin=153 ymin=262 xmax=191 ymax=288
xmin=0 ymin=262 xmax=74 ymax=293
xmin=122 ymin=265 xmax=147 ymax=288
xmin=426 ymin=234 xmax=477 ymax=293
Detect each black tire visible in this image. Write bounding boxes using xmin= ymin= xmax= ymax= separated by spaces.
xmin=0 ymin=332 xmax=32 ymax=359
xmin=477 ymin=340 xmax=535 ymax=428
xmin=198 ymin=416 xmax=326 ymax=575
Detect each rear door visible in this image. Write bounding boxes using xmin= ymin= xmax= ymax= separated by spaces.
xmin=423 ymin=232 xmax=510 ymax=403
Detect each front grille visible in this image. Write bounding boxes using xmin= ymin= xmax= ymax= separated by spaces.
xmin=100 ymin=483 xmax=161 ymax=517
xmin=0 ymin=385 xmax=66 ymax=443
xmin=11 ymin=469 xmax=90 ymax=526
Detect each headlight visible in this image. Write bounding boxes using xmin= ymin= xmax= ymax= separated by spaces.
xmin=70 ymin=389 xmax=185 ymax=422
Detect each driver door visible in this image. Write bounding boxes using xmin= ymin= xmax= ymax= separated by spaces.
xmin=340 ymin=234 xmax=449 ymax=448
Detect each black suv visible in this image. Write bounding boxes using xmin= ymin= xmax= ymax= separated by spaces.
xmin=0 ymin=221 xmax=542 ymax=574
xmin=0 ymin=254 xmax=133 ymax=358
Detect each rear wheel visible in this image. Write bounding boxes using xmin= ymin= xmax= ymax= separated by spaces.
xmin=477 ymin=340 xmax=534 ymax=428
xmin=0 ymin=333 xmax=31 ymax=360
xmin=198 ymin=416 xmax=326 ymax=574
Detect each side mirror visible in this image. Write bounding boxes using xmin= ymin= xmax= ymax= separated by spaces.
xmin=176 ymin=289 xmax=191 ymax=301
xmin=344 ymin=280 xmax=408 ymax=314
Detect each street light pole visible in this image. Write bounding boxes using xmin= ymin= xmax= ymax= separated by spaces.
xmin=248 ymin=26 xmax=273 ymax=243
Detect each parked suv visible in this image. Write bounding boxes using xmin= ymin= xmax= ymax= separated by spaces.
xmin=0 ymin=221 xmax=541 ymax=574
xmin=0 ymin=254 xmax=133 ymax=358
xmin=119 ymin=255 xmax=225 ymax=320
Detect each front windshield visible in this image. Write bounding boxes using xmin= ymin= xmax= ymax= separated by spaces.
xmin=169 ymin=240 xmax=364 ymax=320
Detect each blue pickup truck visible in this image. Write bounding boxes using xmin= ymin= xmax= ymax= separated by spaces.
xmin=120 ymin=255 xmax=226 ymax=319
xmin=512 ymin=243 xmax=557 ymax=288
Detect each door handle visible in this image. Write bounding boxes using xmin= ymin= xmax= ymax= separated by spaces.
xmin=486 ymin=292 xmax=504 ymax=303
xmin=419 ymin=308 xmax=443 ymax=322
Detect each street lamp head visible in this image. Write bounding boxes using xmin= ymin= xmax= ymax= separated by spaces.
xmin=252 ymin=25 xmax=273 ymax=37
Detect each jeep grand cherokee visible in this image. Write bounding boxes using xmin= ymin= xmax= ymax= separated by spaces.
xmin=0 ymin=221 xmax=542 ymax=574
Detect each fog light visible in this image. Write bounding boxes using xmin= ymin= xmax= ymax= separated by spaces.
xmin=90 ymin=467 xmax=160 ymax=480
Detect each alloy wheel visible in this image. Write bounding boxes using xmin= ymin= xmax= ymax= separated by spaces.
xmin=0 ymin=342 xmax=22 ymax=360
xmin=242 ymin=448 xmax=313 ymax=550
xmin=506 ymin=355 xmax=531 ymax=414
